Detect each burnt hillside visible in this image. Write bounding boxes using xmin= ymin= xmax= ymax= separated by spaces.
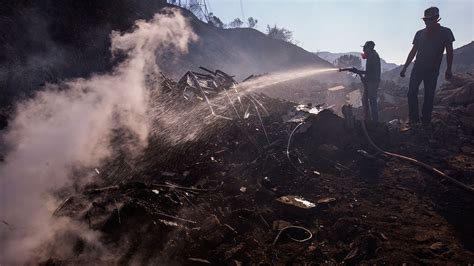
xmin=1 ymin=0 xmax=334 ymax=117
xmin=1 ymin=0 xmax=168 ymax=107
xmin=160 ymin=23 xmax=334 ymax=79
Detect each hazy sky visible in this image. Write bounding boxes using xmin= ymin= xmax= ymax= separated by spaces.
xmin=206 ymin=0 xmax=474 ymax=64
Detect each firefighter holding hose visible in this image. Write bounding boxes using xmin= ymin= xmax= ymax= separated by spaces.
xmin=340 ymin=41 xmax=381 ymax=122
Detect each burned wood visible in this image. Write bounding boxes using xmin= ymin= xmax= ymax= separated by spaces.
xmin=258 ymin=212 xmax=270 ymax=229
xmin=242 ymin=74 xmax=255 ymax=83
xmin=84 ymin=185 xmax=120 ymax=194
xmin=31 ymin=65 xmax=474 ymax=264
xmin=223 ymin=223 xmax=238 ymax=234
xmin=155 ymin=212 xmax=197 ymax=224
xmin=199 ymin=66 xmax=235 ymax=79
xmin=52 ymin=196 xmax=73 ymax=216
xmin=159 ymin=72 xmax=176 ymax=92
xmin=153 ymin=183 xmax=215 ymax=192
xmin=192 ymin=72 xmax=214 ymax=80
xmin=176 ymin=190 xmax=196 ymax=209
xmin=188 ymin=258 xmax=211 ymax=264
xmin=198 ymin=66 xmax=218 ymax=76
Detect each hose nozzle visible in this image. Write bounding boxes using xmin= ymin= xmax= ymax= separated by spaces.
xmin=339 ymin=67 xmax=359 ymax=74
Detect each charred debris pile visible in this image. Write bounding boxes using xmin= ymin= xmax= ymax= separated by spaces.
xmin=50 ymin=69 xmax=474 ymax=264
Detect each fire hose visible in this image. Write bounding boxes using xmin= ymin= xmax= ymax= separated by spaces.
xmin=360 ymin=111 xmax=474 ymax=194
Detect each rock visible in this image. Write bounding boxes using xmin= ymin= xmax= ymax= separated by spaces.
xmin=442 ymin=82 xmax=474 ymax=106
xmin=201 ymin=215 xmax=222 ymax=232
xmin=276 ymin=195 xmax=316 ymax=209
xmin=447 ymin=75 xmax=471 ymax=87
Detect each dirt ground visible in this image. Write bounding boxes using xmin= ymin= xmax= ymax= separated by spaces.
xmin=47 ymin=93 xmax=474 ymax=265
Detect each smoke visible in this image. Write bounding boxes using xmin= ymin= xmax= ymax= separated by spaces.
xmin=0 ymin=9 xmax=197 ymax=264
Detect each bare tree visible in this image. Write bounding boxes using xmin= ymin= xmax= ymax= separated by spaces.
xmin=229 ymin=18 xmax=244 ymax=28
xmin=206 ymin=12 xmax=225 ymax=28
xmin=266 ymin=24 xmax=293 ymax=43
xmin=247 ymin=17 xmax=258 ymax=28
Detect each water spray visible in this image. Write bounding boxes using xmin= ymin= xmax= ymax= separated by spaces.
xmin=237 ymin=67 xmax=339 ymax=93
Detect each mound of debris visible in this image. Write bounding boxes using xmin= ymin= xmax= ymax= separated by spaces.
xmin=44 ymin=69 xmax=474 ymax=264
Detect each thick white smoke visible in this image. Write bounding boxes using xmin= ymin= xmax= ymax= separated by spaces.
xmin=0 ymin=9 xmax=197 ymax=264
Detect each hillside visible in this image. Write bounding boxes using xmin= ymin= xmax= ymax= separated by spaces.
xmin=160 ymin=17 xmax=334 ymax=80
xmin=0 ymin=0 xmax=335 ymax=114
xmin=0 ymin=0 xmax=167 ymax=109
xmin=316 ymin=51 xmax=399 ymax=73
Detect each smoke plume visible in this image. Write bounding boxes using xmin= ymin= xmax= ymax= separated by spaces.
xmin=0 ymin=9 xmax=197 ymax=264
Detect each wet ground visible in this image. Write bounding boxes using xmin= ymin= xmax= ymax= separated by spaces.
xmin=47 ymin=94 xmax=474 ymax=265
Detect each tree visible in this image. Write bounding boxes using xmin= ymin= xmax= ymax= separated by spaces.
xmin=206 ymin=12 xmax=225 ymax=28
xmin=229 ymin=18 xmax=243 ymax=28
xmin=334 ymin=55 xmax=362 ymax=69
xmin=266 ymin=24 xmax=293 ymax=43
xmin=247 ymin=17 xmax=258 ymax=28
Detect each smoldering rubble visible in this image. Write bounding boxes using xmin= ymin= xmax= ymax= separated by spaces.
xmin=0 ymin=9 xmax=197 ymax=265
xmin=1 ymin=5 xmax=474 ymax=265
xmin=6 ymin=66 xmax=472 ymax=264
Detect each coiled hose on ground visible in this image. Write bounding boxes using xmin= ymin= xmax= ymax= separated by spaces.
xmin=360 ymin=121 xmax=474 ymax=194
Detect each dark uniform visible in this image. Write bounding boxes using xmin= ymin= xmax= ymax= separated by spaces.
xmin=362 ymin=49 xmax=381 ymax=122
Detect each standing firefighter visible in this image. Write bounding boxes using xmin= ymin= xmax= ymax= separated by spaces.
xmin=400 ymin=6 xmax=455 ymax=126
xmin=359 ymin=41 xmax=381 ymax=122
